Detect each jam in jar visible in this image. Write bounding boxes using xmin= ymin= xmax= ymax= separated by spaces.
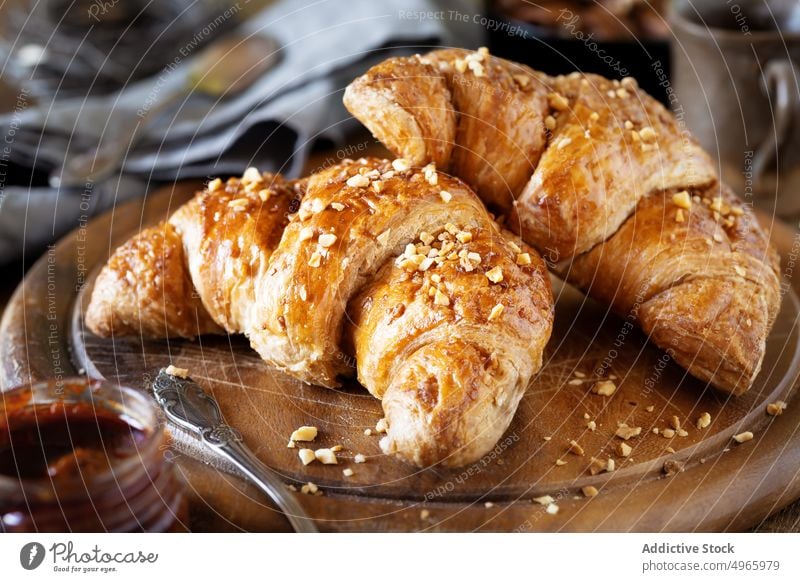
xmin=0 ymin=378 xmax=187 ymax=532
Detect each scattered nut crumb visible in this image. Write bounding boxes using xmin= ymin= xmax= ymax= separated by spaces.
xmin=342 ymin=468 xmax=354 ymax=477
xmin=733 ymin=431 xmax=754 ymax=443
xmin=298 ymin=449 xmax=316 ymax=465
xmin=645 ymin=405 xmax=655 ymax=412
xmin=615 ymin=425 xmax=642 ymax=440
xmin=533 ymin=495 xmax=554 ymax=505
xmin=354 ymin=453 xmax=366 ymax=464
xmin=330 ymin=444 xmax=343 ymax=452
xmin=697 ymin=412 xmax=712 ymax=429
xmin=287 ymin=440 xmax=295 ymax=448
xmin=766 ymin=401 xmax=787 ymax=416
xmin=677 ymin=429 xmax=689 ymax=438
xmin=587 ymin=420 xmax=597 ymax=431
xmin=592 ymin=380 xmax=617 ymax=396
xmin=300 ymin=482 xmax=319 ymax=495
xmin=568 ymin=440 xmax=585 ymax=456
xmin=392 ymin=158 xmax=411 ymax=172
xmin=485 ymin=266 xmax=504 ymax=283
xmin=364 ymin=428 xmax=373 ymax=436
xmin=165 ymin=365 xmax=189 ymax=378
xmin=484 ymin=501 xmax=495 ymax=508
xmin=290 ymin=426 xmax=318 ymax=442
xmin=440 ymin=190 xmax=452 ymax=203
xmin=546 ymin=503 xmax=559 ymax=515
xmin=420 ymin=509 xmax=430 ymax=519
xmin=582 ymin=486 xmax=599 ymax=498
xmin=488 ymin=303 xmax=505 ymax=322
xmin=617 ymin=442 xmax=632 ymax=457
xmin=662 ymin=428 xmax=676 ymax=438
xmin=555 ymin=459 xmax=567 ymax=466
xmin=375 ymin=418 xmax=388 ymax=433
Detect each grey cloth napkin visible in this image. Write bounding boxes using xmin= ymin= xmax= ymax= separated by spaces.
xmin=0 ymin=0 xmax=484 ymax=264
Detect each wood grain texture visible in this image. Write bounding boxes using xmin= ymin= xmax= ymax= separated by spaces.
xmin=3 ymin=180 xmax=800 ymax=532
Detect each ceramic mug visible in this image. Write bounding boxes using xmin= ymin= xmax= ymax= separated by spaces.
xmin=669 ymin=0 xmax=800 ymax=216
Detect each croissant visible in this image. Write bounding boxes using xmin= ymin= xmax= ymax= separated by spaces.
xmin=344 ymin=48 xmax=781 ymax=395
xmin=85 ymin=158 xmax=554 ymax=467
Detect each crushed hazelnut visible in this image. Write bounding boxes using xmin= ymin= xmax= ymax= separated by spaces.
xmin=440 ymin=190 xmax=452 ymax=203
xmin=331 ymin=445 xmax=343 ymax=452
xmin=375 ymin=418 xmax=389 ymax=433
xmin=672 ymin=191 xmax=692 ymax=209
xmin=555 ymin=459 xmax=568 ymax=466
xmin=488 ymin=303 xmax=505 ymax=322
xmin=318 ymin=233 xmax=337 ymax=248
xmin=733 ymin=431 xmax=754 ymax=443
xmin=568 ymin=440 xmax=585 ymax=456
xmin=592 ymin=380 xmax=617 ymax=396
xmin=392 ymin=158 xmax=411 ymax=172
xmin=638 ymin=126 xmax=658 ymax=143
xmin=165 ymin=365 xmax=189 ymax=379
xmin=298 ymin=449 xmax=316 ymax=465
xmin=696 ymin=412 xmax=712 ymax=429
xmin=485 ymin=266 xmax=504 ymax=283
xmin=670 ymin=416 xmax=681 ymax=431
xmin=587 ymin=420 xmax=597 ymax=431
xmin=308 ymin=251 xmax=322 ymax=268
xmin=675 ymin=208 xmax=685 ymax=223
xmin=646 ymin=405 xmax=655 ymax=412
xmin=420 ymin=509 xmax=430 ymax=519
xmin=533 ymin=495 xmax=554 ymax=505
xmin=582 ymin=486 xmax=599 ymax=498
xmin=346 ymin=173 xmax=370 ymax=188
xmin=300 ymin=482 xmax=319 ymax=495
xmin=342 ymin=468 xmax=354 ymax=477
xmin=354 ymin=453 xmax=366 ymax=464
xmin=617 ymin=442 xmax=632 ymax=457
xmin=544 ymin=115 xmax=557 ymax=130
xmin=434 ymin=288 xmax=450 ymax=306
xmin=766 ymin=401 xmax=787 ymax=416
xmin=548 ymin=92 xmax=569 ymax=111
xmin=331 ymin=202 xmax=345 ymax=211
xmin=662 ymin=428 xmax=676 ymax=438
xmin=299 ymin=226 xmax=315 ymax=242
xmin=315 ymin=448 xmax=338 ymax=464
xmin=516 ymin=252 xmax=532 ymax=265
xmin=615 ymin=425 xmax=642 ymax=440
xmin=546 ymin=503 xmax=559 ymax=515
xmin=208 ymin=178 xmax=223 ymax=191
xmin=242 ymin=167 xmax=262 ymax=183
xmin=290 ymin=426 xmax=318 ymax=442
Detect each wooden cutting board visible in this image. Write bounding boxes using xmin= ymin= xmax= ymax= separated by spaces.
xmin=3 ymin=179 xmax=800 ymax=532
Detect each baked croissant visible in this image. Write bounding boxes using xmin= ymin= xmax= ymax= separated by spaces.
xmin=85 ymin=159 xmax=554 ymax=467
xmin=344 ymin=48 xmax=781 ymax=395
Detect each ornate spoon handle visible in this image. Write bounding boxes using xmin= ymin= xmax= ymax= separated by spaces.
xmin=152 ymin=369 xmax=318 ymax=533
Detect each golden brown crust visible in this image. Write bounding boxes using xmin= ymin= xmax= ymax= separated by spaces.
xmin=563 ymin=183 xmax=780 ymax=394
xmin=343 ymin=48 xmax=780 ymax=395
xmin=85 ymin=222 xmax=222 ymax=339
xmin=86 ymin=159 xmax=554 ymax=467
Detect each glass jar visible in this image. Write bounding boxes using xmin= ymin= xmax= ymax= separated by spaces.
xmin=0 ymin=378 xmax=187 ymax=532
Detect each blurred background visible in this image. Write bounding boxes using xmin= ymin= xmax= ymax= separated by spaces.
xmin=0 ymin=0 xmax=798 ymax=270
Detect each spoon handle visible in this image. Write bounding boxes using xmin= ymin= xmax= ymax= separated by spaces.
xmin=152 ymin=369 xmax=318 ymax=533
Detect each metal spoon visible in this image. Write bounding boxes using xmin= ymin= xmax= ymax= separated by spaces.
xmin=50 ymin=33 xmax=281 ymax=188
xmin=151 ymin=369 xmax=317 ymax=533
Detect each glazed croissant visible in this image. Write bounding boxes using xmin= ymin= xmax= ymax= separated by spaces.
xmin=85 ymin=158 xmax=554 ymax=467
xmin=344 ymin=48 xmax=781 ymax=395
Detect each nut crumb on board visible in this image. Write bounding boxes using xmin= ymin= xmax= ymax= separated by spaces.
xmin=354 ymin=453 xmax=367 ymax=464
xmin=696 ymin=412 xmax=712 ymax=429
xmin=733 ymin=431 xmax=754 ymax=443
xmin=364 ymin=428 xmax=373 ymax=436
xmin=315 ymin=448 xmax=338 ymax=464
xmin=546 ymin=504 xmax=560 ymax=515
xmin=555 ymin=459 xmax=567 ymax=466
xmin=290 ymin=426 xmax=318 ymax=442
xmin=617 ymin=442 xmax=632 ymax=457
xmin=165 ymin=365 xmax=189 ymax=378
xmin=582 ymin=486 xmax=599 ymax=498
xmin=615 ymin=425 xmax=642 ymax=440
xmin=766 ymin=401 xmax=787 ymax=416
xmin=420 ymin=509 xmax=430 ymax=519
xmin=298 ymin=449 xmax=316 ymax=465
xmin=645 ymin=405 xmax=655 ymax=412
xmin=592 ymin=380 xmax=617 ymax=396
xmin=568 ymin=440 xmax=585 ymax=456
xmin=533 ymin=495 xmax=554 ymax=506
xmin=375 ymin=418 xmax=389 ymax=433
xmin=342 ymin=468 xmax=354 ymax=477
xmin=300 ymin=482 xmax=320 ymax=495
